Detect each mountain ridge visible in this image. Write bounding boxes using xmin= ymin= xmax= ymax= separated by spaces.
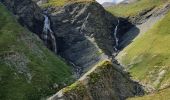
xmin=0 ymin=0 xmax=170 ymax=100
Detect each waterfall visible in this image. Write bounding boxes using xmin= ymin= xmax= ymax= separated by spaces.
xmin=114 ymin=19 xmax=119 ymax=51
xmin=43 ymin=14 xmax=57 ymax=53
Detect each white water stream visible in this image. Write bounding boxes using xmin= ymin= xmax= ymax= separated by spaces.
xmin=114 ymin=19 xmax=119 ymax=51
xmin=43 ymin=14 xmax=57 ymax=53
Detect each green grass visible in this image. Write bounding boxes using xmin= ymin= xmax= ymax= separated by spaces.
xmin=107 ymin=0 xmax=169 ymax=17
xmin=41 ymin=0 xmax=94 ymax=7
xmin=0 ymin=3 xmax=73 ymax=100
xmin=117 ymin=9 xmax=170 ymax=89
xmin=128 ymin=87 xmax=170 ymax=100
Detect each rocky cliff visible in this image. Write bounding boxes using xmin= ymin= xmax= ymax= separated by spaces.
xmin=1 ymin=0 xmax=120 ymax=76
xmin=48 ymin=61 xmax=144 ymax=100
xmin=50 ymin=2 xmax=118 ymax=76
xmin=1 ymin=0 xmax=59 ymax=53
xmin=1 ymin=0 xmax=44 ymax=35
xmin=0 ymin=0 xmax=146 ymax=100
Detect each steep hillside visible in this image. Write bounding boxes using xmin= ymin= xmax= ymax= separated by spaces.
xmin=2 ymin=0 xmax=170 ymax=100
xmin=117 ymin=6 xmax=170 ymax=90
xmin=48 ymin=61 xmax=144 ymax=100
xmin=0 ymin=3 xmax=73 ymax=100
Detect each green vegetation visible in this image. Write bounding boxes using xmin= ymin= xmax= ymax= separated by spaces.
xmin=128 ymin=87 xmax=170 ymax=100
xmin=63 ymin=81 xmax=86 ymax=95
xmin=0 ymin=3 xmax=73 ymax=100
xmin=88 ymin=61 xmax=113 ymax=84
xmin=62 ymin=61 xmax=113 ymax=96
xmin=98 ymin=60 xmax=113 ymax=69
xmin=117 ymin=9 xmax=170 ymax=89
xmin=41 ymin=0 xmax=94 ymax=7
xmin=107 ymin=0 xmax=170 ymax=17
xmin=88 ymin=72 xmax=101 ymax=84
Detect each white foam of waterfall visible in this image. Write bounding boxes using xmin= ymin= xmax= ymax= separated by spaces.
xmin=43 ymin=14 xmax=57 ymax=53
xmin=114 ymin=19 xmax=119 ymax=51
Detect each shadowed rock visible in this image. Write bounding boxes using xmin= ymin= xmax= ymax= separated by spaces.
xmin=50 ymin=2 xmax=119 ymax=76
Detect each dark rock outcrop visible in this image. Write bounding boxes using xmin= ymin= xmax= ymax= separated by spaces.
xmin=1 ymin=0 xmax=44 ymax=35
xmin=116 ymin=17 xmax=135 ymax=50
xmin=1 ymin=0 xmax=119 ymax=76
xmin=1 ymin=0 xmax=59 ymax=53
xmin=50 ymin=2 xmax=118 ymax=75
xmin=0 ymin=1 xmax=146 ymax=100
xmin=48 ymin=61 xmax=144 ymax=100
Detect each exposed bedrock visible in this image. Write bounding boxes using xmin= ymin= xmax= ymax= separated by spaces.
xmin=50 ymin=2 xmax=119 ymax=76
xmin=0 ymin=0 xmax=58 ymax=53
xmin=0 ymin=0 xmax=137 ymax=77
xmin=1 ymin=0 xmax=44 ymax=35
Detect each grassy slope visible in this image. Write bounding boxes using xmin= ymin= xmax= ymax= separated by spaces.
xmin=0 ymin=3 xmax=73 ymax=100
xmin=41 ymin=0 xmax=94 ymax=7
xmin=107 ymin=0 xmax=169 ymax=17
xmin=128 ymin=87 xmax=170 ymax=100
xmin=117 ymin=3 xmax=170 ymax=90
xmin=107 ymin=0 xmax=170 ymax=99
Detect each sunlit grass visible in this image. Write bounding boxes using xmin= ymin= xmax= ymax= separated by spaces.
xmin=41 ymin=0 xmax=94 ymax=7
xmin=107 ymin=0 xmax=170 ymax=17
xmin=128 ymin=87 xmax=170 ymax=100
xmin=117 ymin=10 xmax=170 ymax=89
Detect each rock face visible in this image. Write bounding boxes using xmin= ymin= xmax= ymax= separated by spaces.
xmin=1 ymin=0 xmax=59 ymax=53
xmin=50 ymin=2 xmax=118 ymax=75
xmin=1 ymin=0 xmax=119 ymax=76
xmin=0 ymin=0 xmax=146 ymax=100
xmin=48 ymin=61 xmax=144 ymax=100
xmin=1 ymin=0 xmax=44 ymax=35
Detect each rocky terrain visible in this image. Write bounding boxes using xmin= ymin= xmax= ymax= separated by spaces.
xmin=49 ymin=61 xmax=144 ymax=100
xmin=0 ymin=2 xmax=72 ymax=100
xmin=50 ymin=1 xmax=118 ymax=76
xmin=1 ymin=0 xmax=119 ymax=76
xmin=1 ymin=0 xmax=170 ymax=100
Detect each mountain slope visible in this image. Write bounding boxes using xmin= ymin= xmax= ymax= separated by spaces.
xmin=117 ymin=5 xmax=170 ymax=90
xmin=0 ymin=3 xmax=73 ymax=100
xmin=48 ymin=61 xmax=144 ymax=100
xmin=2 ymin=0 xmax=170 ymax=100
xmin=107 ymin=0 xmax=170 ymax=18
xmin=34 ymin=0 xmax=94 ymax=7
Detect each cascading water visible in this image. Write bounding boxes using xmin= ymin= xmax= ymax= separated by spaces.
xmin=114 ymin=19 xmax=119 ymax=51
xmin=43 ymin=14 xmax=57 ymax=53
